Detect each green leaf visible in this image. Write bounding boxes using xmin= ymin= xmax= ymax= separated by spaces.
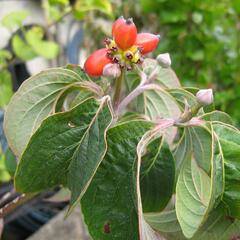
xmin=0 ymin=49 xmax=12 ymax=67
xmin=0 ymin=70 xmax=13 ymax=108
xmin=213 ymin=123 xmax=240 ymax=219
xmin=81 ymin=120 xmax=155 ymax=239
xmin=145 ymin=206 xmax=240 ymax=240
xmin=5 ymin=148 xmax=17 ymax=177
xmin=174 ymin=128 xmax=192 ymax=177
xmin=74 ymin=0 xmax=113 ymax=19
xmin=25 ymin=27 xmax=59 ymax=59
xmin=4 ymin=68 xmax=82 ymax=158
xmin=145 ymin=210 xmax=185 ymax=240
xmin=139 ymin=87 xmax=181 ymax=121
xmin=15 ymin=97 xmax=113 ymax=194
xmin=12 ymin=35 xmax=37 ymax=60
xmin=175 ymin=124 xmax=224 ymax=238
xmin=67 ymin=96 xmax=113 ymax=212
xmin=140 ymin=136 xmax=175 ymax=212
xmin=169 ymin=88 xmax=197 ymax=109
xmin=1 ymin=11 xmax=29 ymax=29
xmin=176 ymin=154 xmax=211 ymax=238
xmin=194 ymin=205 xmax=240 ymax=240
xmin=142 ymin=58 xmax=181 ymax=89
xmin=189 ymin=126 xmax=212 ymax=173
xmin=200 ymin=111 xmax=233 ymax=125
xmin=0 ymin=154 xmax=11 ymax=182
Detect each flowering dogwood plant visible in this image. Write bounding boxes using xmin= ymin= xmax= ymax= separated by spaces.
xmin=3 ymin=17 xmax=240 ymax=239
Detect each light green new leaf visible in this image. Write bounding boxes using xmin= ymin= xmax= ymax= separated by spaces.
xmin=81 ymin=121 xmax=159 ymax=240
xmin=74 ymin=0 xmax=113 ymax=19
xmin=140 ymin=137 xmax=175 ymax=212
xmin=12 ymin=35 xmax=37 ymax=60
xmin=15 ymin=97 xmax=113 ymax=194
xmin=0 ymin=70 xmax=13 ymax=108
xmin=1 ymin=11 xmax=29 ymax=29
xmin=25 ymin=27 xmax=59 ymax=59
xmin=4 ymin=68 xmax=82 ymax=158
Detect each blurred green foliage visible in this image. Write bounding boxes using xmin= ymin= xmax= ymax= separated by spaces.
xmin=139 ymin=0 xmax=240 ymax=123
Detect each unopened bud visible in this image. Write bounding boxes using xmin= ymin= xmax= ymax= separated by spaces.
xmin=157 ymin=53 xmax=171 ymax=68
xmin=103 ymin=63 xmax=121 ymax=78
xmin=196 ymin=89 xmax=213 ymax=106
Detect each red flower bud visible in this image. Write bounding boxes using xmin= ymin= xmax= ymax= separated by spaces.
xmin=112 ymin=18 xmax=137 ymax=50
xmin=84 ymin=48 xmax=112 ymax=77
xmin=135 ymin=33 xmax=160 ymax=54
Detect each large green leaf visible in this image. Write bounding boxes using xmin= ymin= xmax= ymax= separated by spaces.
xmin=4 ymin=68 xmax=82 ymax=158
xmin=145 ymin=206 xmax=240 ymax=240
xmin=15 ymin=97 xmax=113 ymax=195
xmin=176 ymin=154 xmax=211 ymax=238
xmin=140 ymin=136 xmax=175 ymax=212
xmin=68 ymin=96 xmax=113 ymax=212
xmin=175 ymin=124 xmax=225 ymax=238
xmin=213 ymin=123 xmax=240 ymax=219
xmin=176 ymin=126 xmax=218 ymax=238
xmin=81 ymin=120 xmax=158 ymax=240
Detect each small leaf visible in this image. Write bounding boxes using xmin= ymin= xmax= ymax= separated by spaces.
xmin=74 ymin=0 xmax=113 ymax=19
xmin=1 ymin=11 xmax=29 ymax=29
xmin=0 ymin=70 xmax=13 ymax=108
xmin=25 ymin=27 xmax=59 ymax=59
xmin=15 ymin=97 xmax=113 ymax=195
xmin=4 ymin=68 xmax=82 ymax=158
xmin=5 ymin=148 xmax=17 ymax=177
xmin=0 ymin=49 xmax=12 ymax=66
xmin=12 ymin=35 xmax=37 ymax=60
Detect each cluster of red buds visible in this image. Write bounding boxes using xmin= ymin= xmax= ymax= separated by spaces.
xmin=84 ymin=16 xmax=160 ymax=77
